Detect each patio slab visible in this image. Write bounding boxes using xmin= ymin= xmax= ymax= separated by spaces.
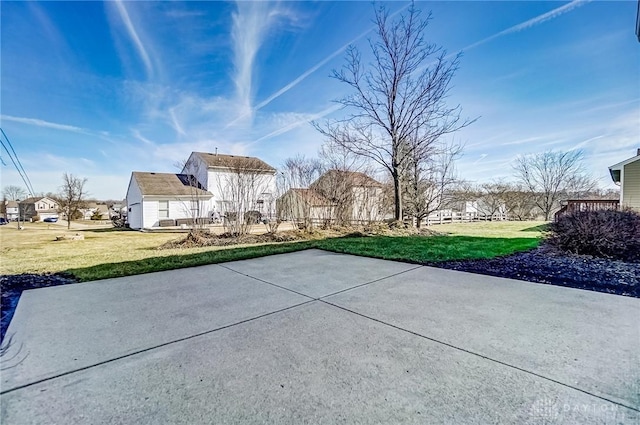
xmin=1 ymin=264 xmax=310 ymax=391
xmin=2 ymin=302 xmax=635 ymax=425
xmin=324 ymin=265 xmax=640 ymax=410
xmin=2 ymin=250 xmax=638 ymax=424
xmin=222 ymin=249 xmax=419 ymax=298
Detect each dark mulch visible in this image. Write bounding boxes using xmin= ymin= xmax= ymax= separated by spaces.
xmin=426 ymin=244 xmax=639 ymax=298
xmin=2 ymin=244 xmax=638 ymax=345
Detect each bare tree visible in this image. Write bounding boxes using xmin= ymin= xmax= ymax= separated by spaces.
xmin=57 ymin=173 xmax=88 ymax=229
xmin=501 ymin=183 xmax=540 ymax=221
xmin=216 ymin=159 xmax=275 ymax=236
xmin=513 ymin=150 xmax=596 ymax=221
xmin=176 ymin=157 xmax=212 ymax=233
xmin=475 ymin=181 xmax=510 ymax=221
xmin=315 ymin=3 xmax=472 ymax=221
xmin=403 ymin=140 xmax=461 ymax=227
xmin=276 ymin=155 xmax=326 ymax=230
xmin=2 ymin=185 xmax=26 ymax=201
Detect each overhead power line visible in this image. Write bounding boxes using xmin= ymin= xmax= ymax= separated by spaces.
xmin=0 ymin=127 xmax=35 ymax=196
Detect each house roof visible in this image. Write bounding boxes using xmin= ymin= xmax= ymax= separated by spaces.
xmin=315 ymin=170 xmax=383 ymax=188
xmin=19 ymin=196 xmax=57 ymax=204
xmin=132 ymin=172 xmax=213 ymax=197
xmin=5 ymin=201 xmax=18 ymax=208
xmin=288 ymin=189 xmax=335 ymax=207
xmin=608 ymin=150 xmax=640 ymax=183
xmin=193 ymin=152 xmax=276 ymax=173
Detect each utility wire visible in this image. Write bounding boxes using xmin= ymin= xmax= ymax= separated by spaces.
xmin=0 ymin=128 xmax=35 ymax=196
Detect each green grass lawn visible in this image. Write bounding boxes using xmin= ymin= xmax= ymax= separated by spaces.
xmin=0 ymin=220 xmax=546 ymax=281
xmin=315 ymin=235 xmax=540 ymax=264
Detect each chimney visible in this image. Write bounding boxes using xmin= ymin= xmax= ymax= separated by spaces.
xmin=215 ymin=147 xmax=218 ymax=156
xmin=637 ymin=148 xmax=640 ymax=156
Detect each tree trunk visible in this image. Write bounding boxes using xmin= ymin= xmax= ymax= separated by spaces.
xmin=393 ymin=172 xmax=402 ymax=221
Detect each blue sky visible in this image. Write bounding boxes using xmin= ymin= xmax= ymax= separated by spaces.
xmin=1 ymin=1 xmax=638 ymax=200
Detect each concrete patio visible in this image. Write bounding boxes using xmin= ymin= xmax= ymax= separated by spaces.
xmin=1 ymin=249 xmax=638 ymax=424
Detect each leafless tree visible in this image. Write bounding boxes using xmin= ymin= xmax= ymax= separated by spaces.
xmin=513 ymin=150 xmax=596 ymax=221
xmin=403 ymin=140 xmax=461 ymax=227
xmin=2 ymin=185 xmax=26 ymax=201
xmin=57 ymin=173 xmax=88 ymax=229
xmin=217 ymin=159 xmax=275 ymax=235
xmin=176 ymin=157 xmax=211 ymax=233
xmin=501 ymin=183 xmax=540 ymax=221
xmin=315 ymin=2 xmax=473 ymax=221
xmin=276 ymin=155 xmax=326 ymax=230
xmin=475 ymin=181 xmax=509 ymax=221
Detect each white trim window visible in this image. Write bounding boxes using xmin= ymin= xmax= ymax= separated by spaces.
xmin=158 ymin=200 xmax=169 ymax=218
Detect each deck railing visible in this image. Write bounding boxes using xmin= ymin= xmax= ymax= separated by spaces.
xmin=554 ymin=199 xmax=620 ymax=221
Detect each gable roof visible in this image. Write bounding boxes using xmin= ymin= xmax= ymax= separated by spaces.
xmin=132 ymin=172 xmax=213 ymax=197
xmin=287 ymin=189 xmax=335 ymax=207
xmin=19 ymin=196 xmax=58 ymax=205
xmin=192 ymin=152 xmax=276 ymax=173
xmin=609 ymin=150 xmax=640 ymax=183
xmin=314 ymin=170 xmax=383 ymax=188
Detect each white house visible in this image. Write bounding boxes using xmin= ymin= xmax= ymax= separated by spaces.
xmin=126 ymin=152 xmax=276 ymax=230
xmin=2 ymin=200 xmax=19 ymax=221
xmin=126 ymin=172 xmax=213 ymax=230
xmin=181 ymin=152 xmax=277 ymax=217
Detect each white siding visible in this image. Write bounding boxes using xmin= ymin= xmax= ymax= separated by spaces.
xmin=125 ymin=175 xmax=144 ymax=229
xmin=142 ymin=200 xmax=159 ymax=228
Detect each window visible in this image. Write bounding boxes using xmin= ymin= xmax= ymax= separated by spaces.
xmin=158 ymin=201 xmax=169 ymax=218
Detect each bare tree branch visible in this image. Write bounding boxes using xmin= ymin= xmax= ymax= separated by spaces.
xmin=315 ymin=2 xmax=473 ymax=221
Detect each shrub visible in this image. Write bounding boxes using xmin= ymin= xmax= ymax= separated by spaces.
xmin=31 ymin=214 xmax=40 ymax=222
xmin=548 ymin=209 xmax=640 ymax=262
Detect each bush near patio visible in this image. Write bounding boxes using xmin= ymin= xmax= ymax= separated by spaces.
xmin=548 ymin=209 xmax=640 ymax=262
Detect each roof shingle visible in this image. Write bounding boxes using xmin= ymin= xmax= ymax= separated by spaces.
xmin=132 ymin=172 xmax=213 ymax=197
xmin=193 ymin=152 xmax=276 ymax=172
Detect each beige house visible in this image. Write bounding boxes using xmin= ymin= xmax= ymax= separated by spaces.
xmin=276 ymin=170 xmax=384 ymax=227
xmin=18 ymin=196 xmax=59 ymax=221
xmin=609 ymin=149 xmax=640 ymax=211
xmin=310 ymin=170 xmax=384 ymax=224
xmin=276 ymin=188 xmax=336 ymax=226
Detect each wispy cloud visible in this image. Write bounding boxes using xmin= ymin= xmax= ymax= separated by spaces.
xmin=227 ymin=3 xmax=411 ymax=129
xmin=473 ymin=154 xmax=488 ymax=164
xmin=462 ymin=0 xmax=591 ymax=52
xmin=113 ymin=0 xmax=153 ymax=78
xmin=231 ymin=2 xmax=284 ymax=124
xmin=252 ymin=104 xmax=342 ymax=144
xmin=1 ymin=115 xmax=86 ymax=133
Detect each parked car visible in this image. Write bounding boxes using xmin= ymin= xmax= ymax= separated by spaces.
xmin=0 ymin=218 xmax=7 ymax=225
xmin=43 ymin=217 xmax=59 ymax=223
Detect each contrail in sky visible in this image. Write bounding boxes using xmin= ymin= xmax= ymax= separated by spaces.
xmin=114 ymin=0 xmax=153 ymax=78
xmin=225 ymin=3 xmax=411 ymax=129
xmin=461 ymin=0 xmax=591 ymax=52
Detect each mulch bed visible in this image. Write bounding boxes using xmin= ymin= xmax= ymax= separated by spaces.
xmin=426 ymin=244 xmax=639 ymax=298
